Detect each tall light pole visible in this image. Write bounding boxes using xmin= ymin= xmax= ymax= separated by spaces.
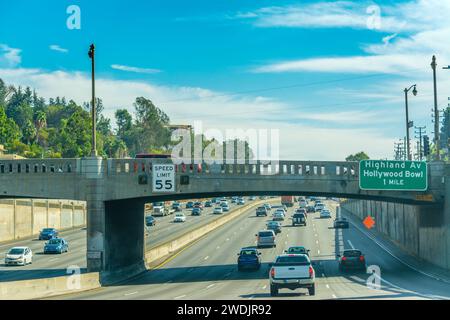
xmin=404 ymin=84 xmax=417 ymax=161
xmin=88 ymin=44 xmax=97 ymax=157
xmin=430 ymin=56 xmax=440 ymax=160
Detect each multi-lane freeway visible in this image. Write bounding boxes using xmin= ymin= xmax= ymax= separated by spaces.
xmin=53 ymin=199 xmax=450 ymax=300
xmin=0 ymin=201 xmax=244 ymax=282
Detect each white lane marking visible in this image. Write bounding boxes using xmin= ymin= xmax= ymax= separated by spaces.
xmin=49 ymin=258 xmax=59 ymax=262
xmin=206 ymin=284 xmax=215 ymax=289
xmin=348 ymin=240 xmax=355 ymax=249
xmin=314 ymin=234 xmax=318 ymax=237
xmin=332 ymin=294 xmax=337 ymax=299
xmin=317 ymin=250 xmax=321 ymax=255
xmin=316 ymin=240 xmax=319 ymax=245
xmin=216 ymin=246 xmax=220 ymax=250
xmin=262 ymin=285 xmax=267 ymax=289
xmin=226 ymin=238 xmax=230 ymax=241
xmin=285 ymin=241 xmax=288 ymax=245
xmin=174 ymin=295 xmax=186 ymax=299
xmin=326 ymin=284 xmax=330 ymax=289
xmin=204 ymin=256 xmax=209 ymax=260
xmin=286 ymin=234 xmax=289 ymax=238
xmin=124 ymin=291 xmax=138 ymax=296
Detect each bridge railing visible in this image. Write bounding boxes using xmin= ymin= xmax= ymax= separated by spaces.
xmin=0 ymin=159 xmax=79 ymax=174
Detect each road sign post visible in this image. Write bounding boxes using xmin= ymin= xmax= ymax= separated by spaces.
xmin=359 ymin=160 xmax=427 ymax=191
xmin=152 ymin=164 xmax=175 ymax=193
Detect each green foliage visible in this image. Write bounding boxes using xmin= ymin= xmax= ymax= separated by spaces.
xmin=345 ymin=151 xmax=370 ymax=162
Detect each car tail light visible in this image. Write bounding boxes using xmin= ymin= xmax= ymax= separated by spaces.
xmin=359 ymin=255 xmax=365 ymax=262
xmin=309 ymin=266 xmax=314 ymax=278
xmin=342 ymin=257 xmax=347 ymax=261
xmin=270 ymin=268 xmax=275 ymax=278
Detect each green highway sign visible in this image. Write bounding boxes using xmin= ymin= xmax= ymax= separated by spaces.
xmin=359 ymin=160 xmax=428 ymax=191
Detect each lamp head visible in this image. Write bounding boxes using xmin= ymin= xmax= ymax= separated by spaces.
xmin=412 ymin=85 xmax=418 ymax=96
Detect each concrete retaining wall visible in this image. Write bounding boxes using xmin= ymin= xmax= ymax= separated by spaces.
xmin=342 ymin=198 xmax=449 ymax=270
xmin=0 ymin=199 xmax=86 ymax=242
xmin=0 ymin=272 xmax=100 ymax=300
xmin=145 ymin=198 xmax=278 ymax=264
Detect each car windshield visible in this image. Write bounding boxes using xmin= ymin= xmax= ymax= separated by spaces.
xmin=176 ymin=213 xmax=184 ymax=217
xmin=240 ymin=250 xmax=257 ymax=255
xmin=275 ymin=255 xmax=310 ymax=265
xmin=288 ymin=247 xmax=306 ymax=253
xmin=293 ymin=213 xmax=305 ymax=218
xmin=48 ymin=239 xmax=62 ymax=244
xmin=42 ymin=228 xmax=54 ymax=232
xmin=8 ymin=248 xmax=25 ymax=254
xmin=344 ymin=250 xmax=362 ymax=257
xmin=154 ymin=202 xmax=164 ymax=206
xmin=259 ymin=231 xmax=274 ymax=237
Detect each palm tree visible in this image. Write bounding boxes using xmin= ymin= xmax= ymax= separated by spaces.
xmin=34 ymin=111 xmax=47 ymax=145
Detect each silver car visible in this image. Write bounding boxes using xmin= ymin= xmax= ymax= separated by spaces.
xmin=256 ymin=230 xmax=276 ymax=248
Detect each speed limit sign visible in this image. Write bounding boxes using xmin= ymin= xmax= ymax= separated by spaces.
xmin=152 ymin=164 xmax=175 ymax=193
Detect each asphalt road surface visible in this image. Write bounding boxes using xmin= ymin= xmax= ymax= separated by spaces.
xmin=0 ymin=200 xmax=246 ymax=282
xmin=56 ymin=200 xmax=450 ymax=300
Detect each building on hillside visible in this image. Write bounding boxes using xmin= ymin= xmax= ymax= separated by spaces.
xmin=0 ymin=144 xmax=26 ymax=160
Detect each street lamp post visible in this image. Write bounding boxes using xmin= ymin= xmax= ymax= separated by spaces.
xmin=404 ymin=84 xmax=417 ymax=161
xmin=88 ymin=44 xmax=97 ymax=157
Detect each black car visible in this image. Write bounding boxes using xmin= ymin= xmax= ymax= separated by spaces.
xmin=145 ymin=215 xmax=156 ymax=226
xmin=192 ymin=207 xmax=202 ymax=216
xmin=172 ymin=203 xmax=182 ymax=212
xmin=205 ymin=201 xmax=212 ymax=208
xmin=306 ymin=205 xmax=315 ymax=213
xmin=186 ymin=201 xmax=194 ymax=209
xmin=334 ymin=218 xmax=349 ymax=229
xmin=256 ymin=206 xmax=268 ymax=217
xmin=292 ymin=213 xmax=307 ymax=226
xmin=338 ymin=249 xmax=366 ymax=272
xmin=267 ymin=221 xmax=282 ymax=234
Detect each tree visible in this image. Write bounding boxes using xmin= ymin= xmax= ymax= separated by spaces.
xmin=345 ymin=152 xmax=370 ymax=162
xmin=0 ymin=107 xmax=21 ymax=145
xmin=115 ymin=109 xmax=132 ymax=138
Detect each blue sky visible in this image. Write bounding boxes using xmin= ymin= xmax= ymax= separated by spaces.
xmin=1 ymin=0 xmax=449 ymax=160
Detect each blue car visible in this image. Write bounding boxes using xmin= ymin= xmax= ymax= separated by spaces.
xmin=44 ymin=238 xmax=69 ymax=254
xmin=237 ymin=248 xmax=261 ymax=271
xmin=39 ymin=228 xmax=58 ymax=240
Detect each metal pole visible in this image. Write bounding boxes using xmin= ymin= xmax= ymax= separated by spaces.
xmin=431 ymin=56 xmax=440 ymax=160
xmin=404 ymin=89 xmax=411 ymax=160
xmin=89 ymin=44 xmax=97 ymax=157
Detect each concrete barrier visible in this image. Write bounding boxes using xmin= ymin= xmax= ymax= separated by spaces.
xmin=0 ymin=272 xmax=100 ymax=300
xmin=0 ymin=199 xmax=86 ymax=243
xmin=145 ymin=198 xmax=279 ymax=264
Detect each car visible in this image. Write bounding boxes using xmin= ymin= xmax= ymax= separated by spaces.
xmin=256 ymin=230 xmax=276 ymax=248
xmin=231 ymin=198 xmax=238 ymax=204
xmin=38 ymin=228 xmax=58 ymax=240
xmin=173 ymin=213 xmax=186 ymax=222
xmin=306 ymin=205 xmax=315 ymax=213
xmin=315 ymin=203 xmax=325 ymax=212
xmin=237 ymin=248 xmax=262 ymax=271
xmin=299 ymin=200 xmax=307 ymax=208
xmin=213 ymin=206 xmax=223 ymax=214
xmin=204 ymin=200 xmax=212 ymax=208
xmin=272 ymin=205 xmax=287 ymax=213
xmin=272 ymin=212 xmax=285 ymax=221
xmin=172 ymin=202 xmax=182 ymax=212
xmin=292 ymin=212 xmax=307 ymax=226
xmin=185 ymin=201 xmax=194 ymax=209
xmin=248 ymin=196 xmax=256 ymax=201
xmin=267 ymin=221 xmax=282 ymax=234
xmin=4 ymin=247 xmax=32 ymax=266
xmin=256 ymin=206 xmax=268 ymax=217
xmin=191 ymin=207 xmax=202 ymax=216
xmin=145 ymin=215 xmax=156 ymax=226
xmin=320 ymin=209 xmax=332 ymax=219
xmin=295 ymin=208 xmax=307 ymax=218
xmin=284 ymin=246 xmax=310 ymax=257
xmin=220 ymin=199 xmax=229 ymax=206
xmin=338 ymin=249 xmax=366 ymax=272
xmin=263 ymin=203 xmax=272 ymax=211
xmin=334 ymin=218 xmax=349 ymax=229
xmin=44 ymin=238 xmax=69 ymax=254
xmin=269 ymin=254 xmax=315 ymax=296
xmin=193 ymin=202 xmax=204 ymax=209
xmin=237 ymin=199 xmax=245 ymax=205
xmin=222 ymin=204 xmax=230 ymax=212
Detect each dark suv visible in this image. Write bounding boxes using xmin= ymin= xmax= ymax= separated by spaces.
xmin=256 ymin=206 xmax=268 ymax=217
xmin=338 ymin=249 xmax=366 ymax=272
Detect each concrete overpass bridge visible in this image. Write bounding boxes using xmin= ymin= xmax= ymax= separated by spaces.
xmin=0 ymin=157 xmax=447 ymax=283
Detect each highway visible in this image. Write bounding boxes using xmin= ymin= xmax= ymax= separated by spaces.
xmin=57 ymin=200 xmax=450 ymax=300
xmin=0 ymin=200 xmax=246 ymax=282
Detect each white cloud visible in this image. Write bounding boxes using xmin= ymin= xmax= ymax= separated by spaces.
xmin=0 ymin=67 xmax=397 ymax=160
xmin=49 ymin=45 xmax=69 ymax=53
xmin=0 ymin=44 xmax=22 ymax=67
xmin=111 ymin=64 xmax=161 ymax=74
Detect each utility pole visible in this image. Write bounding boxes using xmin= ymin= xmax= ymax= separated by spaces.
xmin=404 ymin=85 xmax=417 ymax=161
xmin=88 ymin=44 xmax=97 ymax=157
xmin=414 ymin=126 xmax=426 ymax=161
xmin=431 ymin=55 xmax=440 ymax=160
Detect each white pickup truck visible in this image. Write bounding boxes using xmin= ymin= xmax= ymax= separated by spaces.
xmin=269 ymin=254 xmax=315 ymax=296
